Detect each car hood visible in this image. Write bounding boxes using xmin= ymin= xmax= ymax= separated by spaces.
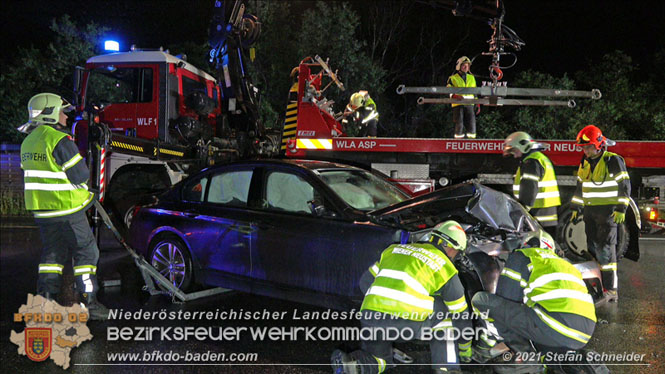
xmin=369 ymin=182 xmax=536 ymax=233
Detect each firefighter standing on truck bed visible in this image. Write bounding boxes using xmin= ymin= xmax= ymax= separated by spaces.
xmin=331 ymin=221 xmax=472 ymax=374
xmin=571 ymin=124 xmax=630 ymax=303
xmin=343 ymin=90 xmax=379 ymax=137
xmin=503 ymin=131 xmax=561 ymax=238
xmin=472 ymin=231 xmax=598 ymax=374
xmin=19 ymin=92 xmax=109 ymax=320
xmin=447 ymin=56 xmax=480 ymax=139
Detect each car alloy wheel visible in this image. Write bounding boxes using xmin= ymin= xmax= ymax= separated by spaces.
xmin=561 ymin=214 xmax=587 ymax=257
xmin=559 ymin=208 xmax=629 ymax=260
xmin=150 ymin=237 xmax=192 ymax=290
xmin=123 ymin=205 xmax=136 ymax=229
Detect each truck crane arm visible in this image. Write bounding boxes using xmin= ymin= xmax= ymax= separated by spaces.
xmin=208 ymin=0 xmax=266 ymax=144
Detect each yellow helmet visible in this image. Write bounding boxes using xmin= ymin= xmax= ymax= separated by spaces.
xmin=456 ymin=56 xmax=472 ymax=71
xmin=18 ymin=93 xmax=73 ymax=133
xmin=430 ymin=220 xmax=467 ymax=251
xmin=349 ymin=92 xmax=365 ymax=109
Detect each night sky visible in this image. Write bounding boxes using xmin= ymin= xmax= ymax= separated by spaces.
xmin=2 ymin=0 xmax=664 ymax=77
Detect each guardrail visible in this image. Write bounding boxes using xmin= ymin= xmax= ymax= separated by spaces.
xmin=1 ymin=144 xmax=27 ymax=216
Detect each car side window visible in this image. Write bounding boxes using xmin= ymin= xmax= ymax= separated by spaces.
xmin=182 ymin=175 xmax=209 ymax=202
xmin=207 ymin=170 xmax=253 ymax=206
xmin=265 ymin=171 xmax=315 ymax=214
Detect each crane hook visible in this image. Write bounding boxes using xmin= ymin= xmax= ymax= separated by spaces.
xmin=490 ymin=65 xmax=503 ymax=81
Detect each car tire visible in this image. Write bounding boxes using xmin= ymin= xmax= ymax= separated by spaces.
xmin=123 ymin=205 xmax=137 ymax=229
xmin=558 ymin=204 xmax=628 ymax=260
xmin=558 ymin=205 xmax=587 ymax=257
xmin=149 ymin=235 xmax=194 ymax=292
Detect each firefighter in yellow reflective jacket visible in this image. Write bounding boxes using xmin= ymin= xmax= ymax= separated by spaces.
xmin=503 ymin=132 xmax=561 ymax=238
xmin=571 ymin=125 xmax=630 ymax=303
xmin=472 ymin=231 xmax=597 ymax=374
xmin=19 ymin=93 xmax=108 ymax=320
xmin=343 ymin=90 xmax=379 ymax=137
xmin=331 ymin=221 xmax=471 ymax=374
xmin=447 ymin=56 xmax=479 ymax=139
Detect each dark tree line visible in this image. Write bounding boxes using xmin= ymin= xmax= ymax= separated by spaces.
xmin=2 ymin=2 xmax=664 ymax=143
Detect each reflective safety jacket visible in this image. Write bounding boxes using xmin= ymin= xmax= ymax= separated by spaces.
xmin=447 ymin=72 xmax=476 ymax=107
xmin=20 ymin=126 xmax=93 ymax=218
xmin=499 ymin=247 xmax=596 ymax=344
xmin=361 ymin=243 xmax=467 ymax=321
xmin=571 ymin=151 xmax=631 ymax=212
xmin=513 ymin=151 xmax=561 ymax=222
xmin=346 ymin=95 xmax=379 ymax=124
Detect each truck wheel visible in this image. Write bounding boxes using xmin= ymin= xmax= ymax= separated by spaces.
xmin=149 ymin=235 xmax=193 ymax=292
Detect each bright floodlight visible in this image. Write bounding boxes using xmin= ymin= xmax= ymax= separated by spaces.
xmin=104 ymin=40 xmax=120 ymax=52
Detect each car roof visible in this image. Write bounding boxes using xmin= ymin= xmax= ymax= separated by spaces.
xmin=201 ymin=158 xmax=367 ymax=173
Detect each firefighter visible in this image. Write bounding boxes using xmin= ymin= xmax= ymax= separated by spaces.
xmin=471 ymin=231 xmax=597 ymax=374
xmin=331 ymin=221 xmax=472 ymax=374
xmin=343 ymin=90 xmax=379 ymax=137
xmin=571 ymin=124 xmax=630 ymax=303
xmin=447 ymin=56 xmax=480 ymax=139
xmin=503 ymin=131 xmax=561 ymax=238
xmin=19 ymin=93 xmax=109 ymax=320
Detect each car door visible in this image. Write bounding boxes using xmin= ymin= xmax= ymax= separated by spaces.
xmin=250 ymin=166 xmax=394 ymax=298
xmin=178 ymin=167 xmax=256 ymax=278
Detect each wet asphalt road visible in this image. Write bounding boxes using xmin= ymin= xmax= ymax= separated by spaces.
xmin=1 ymin=218 xmax=663 ymax=373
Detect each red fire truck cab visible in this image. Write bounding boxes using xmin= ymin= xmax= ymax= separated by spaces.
xmin=74 ymin=48 xmax=222 ymax=148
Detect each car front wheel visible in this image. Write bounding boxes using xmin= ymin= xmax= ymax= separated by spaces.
xmin=149 ymin=235 xmax=194 ymax=292
xmin=558 ymin=207 xmax=587 ymax=257
xmin=558 ymin=205 xmax=628 ymax=260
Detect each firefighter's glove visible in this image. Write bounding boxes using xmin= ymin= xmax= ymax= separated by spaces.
xmin=459 ymin=347 xmax=473 ymax=363
xmin=475 ymin=104 xmax=481 ymax=115
xmin=451 ymin=94 xmax=463 ymax=100
xmin=612 ymin=211 xmax=626 ymax=224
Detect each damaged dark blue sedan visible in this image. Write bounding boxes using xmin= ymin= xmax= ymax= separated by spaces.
xmin=129 ymin=159 xmax=547 ymax=308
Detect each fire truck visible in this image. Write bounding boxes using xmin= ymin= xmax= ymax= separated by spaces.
xmin=71 ymin=0 xmax=664 ymax=262
xmin=278 ymin=56 xmax=665 ymax=260
xmin=72 ymin=0 xmax=276 ymax=228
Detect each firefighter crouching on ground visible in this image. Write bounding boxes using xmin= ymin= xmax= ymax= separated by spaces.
xmin=503 ymin=132 xmax=561 ymax=238
xmin=472 ymin=231 xmax=597 ymax=374
xmin=343 ymin=90 xmax=379 ymax=137
xmin=447 ymin=56 xmax=480 ymax=139
xmin=331 ymin=221 xmax=472 ymax=374
xmin=571 ymin=124 xmax=630 ymax=303
xmin=19 ymin=93 xmax=109 ymax=320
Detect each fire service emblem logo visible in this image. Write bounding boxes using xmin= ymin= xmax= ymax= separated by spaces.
xmin=25 ymin=328 xmax=52 ymax=362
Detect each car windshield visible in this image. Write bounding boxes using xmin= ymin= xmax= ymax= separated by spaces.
xmin=317 ymin=169 xmax=409 ymax=211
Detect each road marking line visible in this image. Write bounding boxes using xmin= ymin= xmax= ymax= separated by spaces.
xmin=640 ymin=237 xmax=665 ymax=241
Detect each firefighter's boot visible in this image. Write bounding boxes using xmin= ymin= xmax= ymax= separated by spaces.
xmin=602 ymin=289 xmax=618 ymax=303
xmin=81 ymin=292 xmax=109 ymax=321
xmin=471 ymin=344 xmax=495 ymax=364
xmin=331 ymin=349 xmax=358 ymax=374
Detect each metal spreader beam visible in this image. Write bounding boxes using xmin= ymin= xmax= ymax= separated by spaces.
xmin=418 ymin=97 xmax=576 ymax=107
xmin=396 ymin=85 xmax=601 ymax=107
